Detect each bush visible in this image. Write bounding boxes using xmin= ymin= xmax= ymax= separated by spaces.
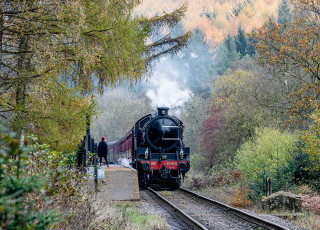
xmin=210 ymin=163 xmax=242 ymax=187
xmin=246 ymin=140 xmax=320 ymax=199
xmin=184 ymin=173 xmax=215 ymax=190
xmin=190 ymin=154 xmax=211 ymax=172
xmin=25 ymin=142 xmax=95 ymax=230
xmin=0 ymin=123 xmax=59 ymax=229
xmin=299 ymin=110 xmax=320 ymax=191
xmin=280 ymin=142 xmax=320 ymax=192
xmin=185 ymin=162 xmax=242 ymax=190
xmin=236 ymin=127 xmax=297 ymax=198
xmin=0 ymin=121 xmax=96 ymax=229
xmin=236 ymin=127 xmax=296 ymax=182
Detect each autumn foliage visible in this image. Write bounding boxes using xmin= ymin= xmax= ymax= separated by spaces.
xmin=254 ymin=10 xmax=320 ymax=79
xmin=254 ymin=0 xmax=320 ymax=122
xmin=136 ymin=0 xmax=282 ymax=44
xmin=200 ymin=103 xmax=226 ymax=166
xmin=190 ymin=0 xmax=320 ymax=203
xmin=254 ymin=0 xmax=320 ymax=148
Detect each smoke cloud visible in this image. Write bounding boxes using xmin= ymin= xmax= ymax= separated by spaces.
xmin=140 ymin=57 xmax=192 ymax=109
xmin=118 ymin=158 xmax=130 ymax=167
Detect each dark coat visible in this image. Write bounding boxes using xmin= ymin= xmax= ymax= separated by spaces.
xmin=98 ymin=141 xmax=108 ymax=157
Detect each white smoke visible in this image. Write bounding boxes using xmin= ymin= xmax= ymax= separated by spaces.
xmin=143 ymin=57 xmax=192 ymax=108
xmin=190 ymin=52 xmax=198 ymax=58
xmin=118 ymin=158 xmax=130 ymax=167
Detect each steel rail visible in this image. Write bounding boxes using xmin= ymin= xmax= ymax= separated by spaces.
xmin=179 ymin=187 xmax=290 ymax=230
xmin=147 ymin=187 xmax=208 ymax=230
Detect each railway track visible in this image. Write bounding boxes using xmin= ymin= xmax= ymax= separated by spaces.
xmin=146 ymin=187 xmax=207 ymax=229
xmin=148 ymin=187 xmax=290 ymax=230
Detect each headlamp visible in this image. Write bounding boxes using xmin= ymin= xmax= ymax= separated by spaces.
xmin=145 ymin=148 xmax=149 ymax=160
xmin=180 ymin=148 xmax=184 ymax=160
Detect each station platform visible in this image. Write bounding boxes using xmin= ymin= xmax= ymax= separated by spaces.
xmin=95 ymin=164 xmax=140 ymax=201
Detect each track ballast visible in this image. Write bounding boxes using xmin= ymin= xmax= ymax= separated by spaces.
xmin=149 ymin=187 xmax=290 ymax=230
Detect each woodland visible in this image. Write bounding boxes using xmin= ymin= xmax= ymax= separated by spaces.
xmin=0 ymin=0 xmax=320 ymax=229
xmin=180 ymin=1 xmax=320 ymax=227
xmin=0 ymin=0 xmax=189 ymax=228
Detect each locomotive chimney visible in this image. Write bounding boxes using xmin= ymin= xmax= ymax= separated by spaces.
xmin=157 ymin=107 xmax=169 ymax=116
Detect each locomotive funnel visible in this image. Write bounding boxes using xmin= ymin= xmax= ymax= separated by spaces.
xmin=157 ymin=107 xmax=169 ymax=116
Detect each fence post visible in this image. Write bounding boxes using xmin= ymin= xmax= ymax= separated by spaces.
xmin=94 ymin=143 xmax=97 ymax=154
xmin=84 ymin=113 xmax=91 ymax=168
xmin=84 ymin=134 xmax=89 ymax=168
xmin=266 ymin=177 xmax=272 ymax=196
xmin=94 ymin=156 xmax=98 ymax=190
xmin=77 ymin=139 xmax=84 ymax=167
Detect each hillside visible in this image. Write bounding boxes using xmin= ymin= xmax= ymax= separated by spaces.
xmin=136 ymin=0 xmax=281 ymax=44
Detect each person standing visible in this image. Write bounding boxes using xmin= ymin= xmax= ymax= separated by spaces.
xmin=98 ymin=137 xmax=108 ymax=167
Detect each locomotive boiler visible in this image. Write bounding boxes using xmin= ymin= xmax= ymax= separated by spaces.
xmin=108 ymin=107 xmax=190 ymax=188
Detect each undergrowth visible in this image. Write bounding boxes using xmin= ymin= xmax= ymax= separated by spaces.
xmin=1 ymin=121 xmax=168 ymax=229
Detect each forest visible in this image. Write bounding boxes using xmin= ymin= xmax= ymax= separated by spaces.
xmin=1 ymin=0 xmax=320 ymax=229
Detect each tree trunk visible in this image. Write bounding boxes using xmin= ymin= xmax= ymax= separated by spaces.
xmin=0 ymin=8 xmax=3 ymax=66
xmin=15 ymin=36 xmax=29 ymax=140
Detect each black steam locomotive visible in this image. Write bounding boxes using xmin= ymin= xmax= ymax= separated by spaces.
xmin=108 ymin=107 xmax=190 ymax=188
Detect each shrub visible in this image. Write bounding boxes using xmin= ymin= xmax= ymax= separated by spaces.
xmin=185 ymin=162 xmax=242 ymax=190
xmin=236 ymin=127 xmax=297 ymax=198
xmin=236 ymin=127 xmax=296 ymax=181
xmin=246 ymin=140 xmax=320 ymax=199
xmin=0 ymin=123 xmax=59 ymax=229
xmin=231 ymin=185 xmax=252 ymax=208
xmin=299 ymin=110 xmax=320 ymax=191
xmin=0 ymin=121 xmax=96 ymax=229
xmin=210 ymin=163 xmax=242 ymax=187
xmin=280 ymin=142 xmax=320 ymax=192
xmin=24 ymin=141 xmax=95 ymax=230
xmin=190 ymin=154 xmax=211 ymax=172
xmin=184 ymin=173 xmax=215 ymax=190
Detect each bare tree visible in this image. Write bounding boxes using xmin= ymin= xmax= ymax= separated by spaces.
xmin=91 ymin=88 xmax=152 ymax=142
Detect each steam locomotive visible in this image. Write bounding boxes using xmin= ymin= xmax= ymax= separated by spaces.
xmin=107 ymin=107 xmax=190 ymax=188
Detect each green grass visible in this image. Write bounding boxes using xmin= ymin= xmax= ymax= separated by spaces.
xmin=125 ymin=207 xmax=166 ymax=229
xmin=107 ymin=202 xmax=168 ymax=230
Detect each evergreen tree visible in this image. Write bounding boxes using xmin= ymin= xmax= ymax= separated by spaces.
xmin=228 ymin=38 xmax=241 ymax=66
xmin=235 ymin=25 xmax=248 ymax=58
xmin=224 ymin=33 xmax=232 ymax=51
xmin=247 ymin=29 xmax=257 ymax=57
xmin=202 ymin=8 xmax=217 ymax=21
xmin=214 ymin=37 xmax=240 ymax=75
xmin=278 ymin=0 xmax=292 ymax=25
xmin=178 ymin=28 xmax=215 ymax=98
